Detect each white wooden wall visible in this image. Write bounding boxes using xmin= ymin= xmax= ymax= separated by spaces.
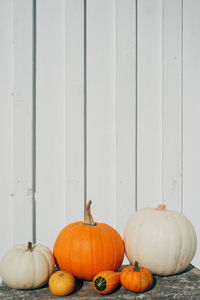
xmin=0 ymin=0 xmax=200 ymax=270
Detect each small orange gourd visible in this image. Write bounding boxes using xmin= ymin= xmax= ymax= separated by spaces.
xmin=49 ymin=271 xmax=76 ymax=296
xmin=53 ymin=201 xmax=124 ymax=280
xmin=120 ymin=262 xmax=153 ymax=293
xmin=92 ymin=271 xmax=120 ymax=295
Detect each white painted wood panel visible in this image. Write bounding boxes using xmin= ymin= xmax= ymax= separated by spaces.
xmin=12 ymin=0 xmax=35 ymax=244
xmin=116 ymin=0 xmax=137 ymax=235
xmin=0 ymin=0 xmax=200 ymax=270
xmin=86 ymin=0 xmax=116 ymax=226
xmin=0 ymin=0 xmax=13 ymax=261
xmin=162 ymin=0 xmax=183 ymax=211
xmin=65 ymin=0 xmax=85 ymax=224
xmin=183 ymin=0 xmax=200 ymax=269
xmin=36 ymin=0 xmax=66 ymax=249
xmin=137 ymin=0 xmax=163 ymax=209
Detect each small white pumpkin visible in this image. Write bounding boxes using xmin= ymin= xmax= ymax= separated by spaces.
xmin=0 ymin=241 xmax=55 ymax=289
xmin=124 ymin=204 xmax=197 ymax=276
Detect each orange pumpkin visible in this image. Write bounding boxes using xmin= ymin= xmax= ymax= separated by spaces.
xmin=120 ymin=262 xmax=153 ymax=293
xmin=92 ymin=271 xmax=120 ymax=295
xmin=53 ymin=201 xmax=124 ymax=281
xmin=49 ymin=271 xmax=75 ymax=296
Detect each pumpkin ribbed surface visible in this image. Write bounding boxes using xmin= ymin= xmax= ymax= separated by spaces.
xmin=0 ymin=242 xmax=55 ymax=289
xmin=92 ymin=270 xmax=120 ymax=294
xmin=53 ymin=221 xmax=124 ymax=281
xmin=120 ymin=263 xmax=153 ymax=293
xmin=124 ymin=205 xmax=197 ymax=276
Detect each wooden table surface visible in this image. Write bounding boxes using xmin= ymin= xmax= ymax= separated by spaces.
xmin=0 ymin=265 xmax=200 ymax=299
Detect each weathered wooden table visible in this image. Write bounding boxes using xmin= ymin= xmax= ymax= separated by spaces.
xmin=0 ymin=265 xmax=200 ymax=299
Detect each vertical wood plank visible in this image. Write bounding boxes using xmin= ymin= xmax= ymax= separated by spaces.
xmin=12 ymin=0 xmax=35 ymax=244
xmin=36 ymin=0 xmax=66 ymax=248
xmin=183 ymin=0 xmax=200 ymax=269
xmin=162 ymin=0 xmax=183 ymax=211
xmin=0 ymin=0 xmax=14 ymax=261
xmin=86 ymin=0 xmax=116 ymax=226
xmin=137 ymin=0 xmax=163 ymax=209
xmin=116 ymin=0 xmax=137 ymax=235
xmin=65 ymin=0 xmax=85 ymax=224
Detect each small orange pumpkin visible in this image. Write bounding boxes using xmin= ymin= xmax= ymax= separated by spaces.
xmin=92 ymin=271 xmax=120 ymax=295
xmin=120 ymin=262 xmax=153 ymax=293
xmin=53 ymin=201 xmax=124 ymax=280
xmin=49 ymin=270 xmax=75 ymax=296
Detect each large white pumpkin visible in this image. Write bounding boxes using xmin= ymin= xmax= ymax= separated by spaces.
xmin=124 ymin=205 xmax=197 ymax=276
xmin=0 ymin=242 xmax=55 ymax=289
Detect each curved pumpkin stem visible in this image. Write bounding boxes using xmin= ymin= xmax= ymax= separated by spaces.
xmin=27 ymin=241 xmax=33 ymax=251
xmin=156 ymin=204 xmax=166 ymax=211
xmin=84 ymin=200 xmax=96 ymax=226
xmin=134 ymin=261 xmax=140 ymax=272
